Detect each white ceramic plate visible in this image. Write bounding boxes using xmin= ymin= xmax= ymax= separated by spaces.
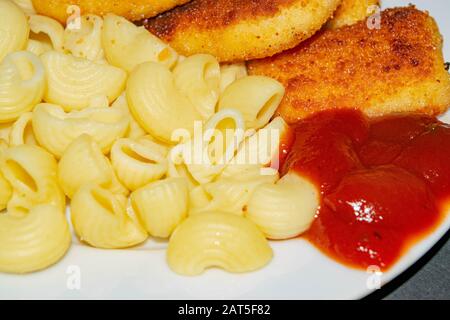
xmin=0 ymin=0 xmax=449 ymax=300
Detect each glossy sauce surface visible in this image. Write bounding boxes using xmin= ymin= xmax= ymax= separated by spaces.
xmin=281 ymin=110 xmax=450 ymax=270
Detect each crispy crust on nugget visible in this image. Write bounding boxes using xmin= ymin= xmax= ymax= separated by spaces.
xmin=248 ymin=6 xmax=450 ymax=123
xmin=32 ymin=0 xmax=191 ymax=23
xmin=143 ymin=0 xmax=342 ymax=62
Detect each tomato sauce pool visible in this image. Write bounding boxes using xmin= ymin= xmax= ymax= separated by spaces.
xmin=280 ymin=109 xmax=450 ymax=271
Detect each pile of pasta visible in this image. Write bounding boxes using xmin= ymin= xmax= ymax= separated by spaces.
xmin=0 ymin=0 xmax=319 ymax=275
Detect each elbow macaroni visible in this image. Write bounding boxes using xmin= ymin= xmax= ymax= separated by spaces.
xmin=219 ymin=63 xmax=248 ymax=94
xmin=180 ymin=109 xmax=246 ymax=184
xmin=63 ymin=14 xmax=104 ymax=61
xmin=218 ymin=76 xmax=285 ymax=130
xmin=0 ymin=51 xmax=45 ymax=123
xmin=167 ymin=212 xmax=273 ymax=276
xmin=111 ymin=94 xmax=147 ymax=139
xmin=32 ymin=103 xmax=129 ymax=158
xmin=1 ymin=145 xmax=65 ymax=211
xmin=191 ymin=174 xmax=279 ymax=216
xmin=0 ymin=144 xmax=70 ymax=274
xmin=0 ymin=2 xmax=318 ymax=276
xmin=28 ymin=14 xmax=64 ymax=52
xmin=0 ymin=0 xmax=29 ymax=62
xmin=131 ymin=177 xmax=189 ymax=238
xmin=8 ymin=112 xmax=37 ymax=146
xmin=126 ymin=61 xmax=203 ymax=143
xmin=173 ymin=54 xmax=221 ymax=119
xmin=58 ymin=134 xmax=128 ymax=199
xmin=246 ymin=172 xmax=320 ymax=240
xmin=71 ymin=184 xmax=147 ymax=249
xmin=111 ymin=137 xmax=168 ymax=191
xmin=0 ymin=204 xmax=71 ymax=274
xmin=102 ymin=14 xmax=178 ymax=73
xmin=41 ymin=50 xmax=126 ymax=111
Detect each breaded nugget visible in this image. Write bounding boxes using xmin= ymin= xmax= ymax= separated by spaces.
xmin=248 ymin=7 xmax=450 ymax=123
xmin=143 ymin=0 xmax=342 ymax=62
xmin=327 ymin=0 xmax=379 ymax=29
xmin=32 ymin=0 xmax=191 ymax=24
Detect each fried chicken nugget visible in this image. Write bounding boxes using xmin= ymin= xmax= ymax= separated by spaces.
xmin=327 ymin=0 xmax=380 ymax=29
xmin=31 ymin=0 xmax=191 ymax=24
xmin=248 ymin=7 xmax=450 ymax=123
xmin=143 ymin=0 xmax=342 ymax=62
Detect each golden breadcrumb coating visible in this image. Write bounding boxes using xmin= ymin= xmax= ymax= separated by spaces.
xmin=327 ymin=0 xmax=380 ymax=29
xmin=32 ymin=0 xmax=191 ymax=23
xmin=248 ymin=6 xmax=450 ymax=123
xmin=143 ymin=0 xmax=342 ymax=62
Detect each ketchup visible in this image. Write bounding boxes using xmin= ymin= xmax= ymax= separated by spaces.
xmin=281 ymin=109 xmax=450 ymax=270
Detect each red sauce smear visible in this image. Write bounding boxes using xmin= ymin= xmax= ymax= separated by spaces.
xmin=280 ymin=109 xmax=450 ymax=271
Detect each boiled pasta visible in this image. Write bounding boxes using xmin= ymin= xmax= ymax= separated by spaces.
xmin=71 ymin=184 xmax=147 ymax=249
xmin=131 ymin=177 xmax=188 ymax=238
xmin=111 ymin=94 xmax=147 ymax=139
xmin=173 ymin=54 xmax=220 ymax=119
xmin=218 ymin=76 xmax=285 ymax=130
xmin=167 ymin=212 xmax=273 ymax=275
xmin=28 ymin=14 xmax=64 ymax=52
xmin=182 ymin=109 xmax=246 ymax=184
xmin=1 ymin=145 xmax=65 ymax=211
xmin=41 ymin=50 xmax=126 ymax=111
xmin=12 ymin=0 xmax=35 ymax=14
xmin=32 ymin=103 xmax=129 ymax=158
xmin=191 ymin=174 xmax=279 ymax=216
xmin=246 ymin=172 xmax=320 ymax=240
xmin=0 ymin=0 xmax=29 ymax=62
xmin=111 ymin=137 xmax=168 ymax=191
xmin=222 ymin=116 xmax=289 ymax=178
xmin=126 ymin=61 xmax=203 ymax=143
xmin=0 ymin=204 xmax=71 ymax=274
xmin=63 ymin=14 xmax=104 ymax=61
xmin=0 ymin=51 xmax=45 ymax=123
xmin=102 ymin=14 xmax=178 ymax=72
xmin=8 ymin=112 xmax=37 ymax=146
xmin=219 ymin=63 xmax=248 ymax=94
xmin=0 ymin=123 xmax=12 ymax=142
xmin=58 ymin=134 xmax=128 ymax=199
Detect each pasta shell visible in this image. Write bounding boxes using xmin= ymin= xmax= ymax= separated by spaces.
xmin=0 ymin=51 xmax=45 ymax=123
xmin=71 ymin=184 xmax=147 ymax=249
xmin=131 ymin=177 xmax=188 ymax=238
xmin=111 ymin=138 xmax=168 ymax=191
xmin=167 ymin=212 xmax=273 ymax=275
xmin=247 ymin=172 xmax=320 ymax=240
xmin=0 ymin=170 xmax=12 ymax=211
xmin=102 ymin=14 xmax=178 ymax=72
xmin=0 ymin=204 xmax=71 ymax=274
xmin=218 ymin=76 xmax=285 ymax=130
xmin=32 ymin=103 xmax=129 ymax=158
xmin=8 ymin=112 xmax=37 ymax=146
xmin=0 ymin=0 xmax=29 ymax=61
xmin=196 ymin=174 xmax=279 ymax=216
xmin=63 ymin=14 xmax=104 ymax=61
xmin=126 ymin=61 xmax=203 ymax=143
xmin=12 ymin=0 xmax=35 ymax=15
xmin=58 ymin=134 xmax=128 ymax=199
xmin=173 ymin=54 xmax=220 ymax=119
xmin=111 ymin=94 xmax=147 ymax=139
xmin=219 ymin=63 xmax=247 ymax=94
xmin=182 ymin=109 xmax=246 ymax=184
xmin=222 ymin=116 xmax=289 ymax=178
xmin=1 ymin=144 xmax=65 ymax=211
xmin=41 ymin=50 xmax=126 ymax=111
xmin=28 ymin=14 xmax=64 ymax=52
